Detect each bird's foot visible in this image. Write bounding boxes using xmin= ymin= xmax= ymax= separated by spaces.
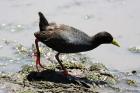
xmin=36 ymin=63 xmax=45 ymax=72
xmin=63 ymin=70 xmax=72 ymax=77
xmin=36 ymin=63 xmax=45 ymax=71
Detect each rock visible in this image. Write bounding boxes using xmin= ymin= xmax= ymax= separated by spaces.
xmin=0 ymin=62 xmax=117 ymax=93
xmin=131 ymin=70 xmax=137 ymax=74
xmin=128 ymin=46 xmax=140 ymax=53
xmin=127 ymin=79 xmax=137 ymax=86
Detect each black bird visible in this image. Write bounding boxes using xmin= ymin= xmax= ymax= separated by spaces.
xmin=34 ymin=12 xmax=120 ymax=76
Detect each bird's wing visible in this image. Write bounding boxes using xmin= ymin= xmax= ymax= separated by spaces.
xmin=38 ymin=24 xmax=91 ymax=46
xmin=58 ymin=25 xmax=92 ymax=45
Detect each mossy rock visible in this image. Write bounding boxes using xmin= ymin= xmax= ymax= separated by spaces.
xmin=0 ymin=62 xmax=118 ymax=93
xmin=127 ymin=79 xmax=137 ymax=86
xmin=89 ymin=63 xmax=107 ymax=71
xmin=18 ymin=90 xmax=33 ymax=93
xmin=56 ymin=61 xmax=85 ymax=70
xmin=85 ymin=63 xmax=117 ymax=85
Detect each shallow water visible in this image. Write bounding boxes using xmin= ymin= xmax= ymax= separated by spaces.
xmin=0 ymin=0 xmax=140 ymax=92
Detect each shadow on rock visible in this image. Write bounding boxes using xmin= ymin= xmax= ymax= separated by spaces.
xmin=27 ymin=69 xmax=91 ymax=88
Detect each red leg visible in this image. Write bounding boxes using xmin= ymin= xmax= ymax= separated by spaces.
xmin=55 ymin=53 xmax=69 ymax=76
xmin=35 ymin=39 xmax=44 ymax=71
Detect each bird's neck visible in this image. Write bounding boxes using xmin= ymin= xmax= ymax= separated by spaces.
xmin=91 ymin=36 xmax=101 ymax=49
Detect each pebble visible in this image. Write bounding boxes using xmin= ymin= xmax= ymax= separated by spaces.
xmin=132 ymin=70 xmax=137 ymax=74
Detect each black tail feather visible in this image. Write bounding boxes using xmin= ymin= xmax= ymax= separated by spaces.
xmin=38 ymin=12 xmax=49 ymax=31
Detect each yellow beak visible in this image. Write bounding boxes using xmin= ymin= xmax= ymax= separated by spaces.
xmin=112 ymin=39 xmax=120 ymax=47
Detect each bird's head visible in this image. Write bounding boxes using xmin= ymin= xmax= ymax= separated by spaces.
xmin=92 ymin=31 xmax=120 ymax=47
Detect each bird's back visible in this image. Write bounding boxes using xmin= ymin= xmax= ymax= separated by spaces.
xmin=35 ymin=24 xmax=93 ymax=53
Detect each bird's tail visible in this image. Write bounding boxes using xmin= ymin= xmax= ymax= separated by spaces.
xmin=38 ymin=12 xmax=49 ymax=31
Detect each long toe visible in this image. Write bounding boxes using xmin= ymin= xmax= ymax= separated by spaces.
xmin=38 ymin=62 xmax=44 ymax=68
xmin=36 ymin=63 xmax=44 ymax=72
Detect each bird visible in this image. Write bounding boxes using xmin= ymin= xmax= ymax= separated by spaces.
xmin=34 ymin=12 xmax=120 ymax=76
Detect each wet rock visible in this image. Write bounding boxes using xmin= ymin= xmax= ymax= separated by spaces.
xmin=131 ymin=70 xmax=137 ymax=74
xmin=0 ymin=62 xmax=117 ymax=93
xmin=56 ymin=61 xmax=85 ymax=70
xmin=128 ymin=46 xmax=140 ymax=53
xmin=89 ymin=63 xmax=107 ymax=71
xmin=86 ymin=63 xmax=117 ymax=86
xmin=0 ymin=41 xmax=117 ymax=92
xmin=126 ymin=79 xmax=137 ymax=87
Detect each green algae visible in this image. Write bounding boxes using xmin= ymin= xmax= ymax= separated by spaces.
xmin=127 ymin=79 xmax=137 ymax=86
xmin=0 ymin=61 xmax=118 ymax=93
xmin=128 ymin=46 xmax=140 ymax=53
xmin=56 ymin=61 xmax=85 ymax=70
xmin=89 ymin=63 xmax=107 ymax=71
xmin=18 ymin=90 xmax=33 ymax=93
xmin=86 ymin=63 xmax=117 ymax=85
